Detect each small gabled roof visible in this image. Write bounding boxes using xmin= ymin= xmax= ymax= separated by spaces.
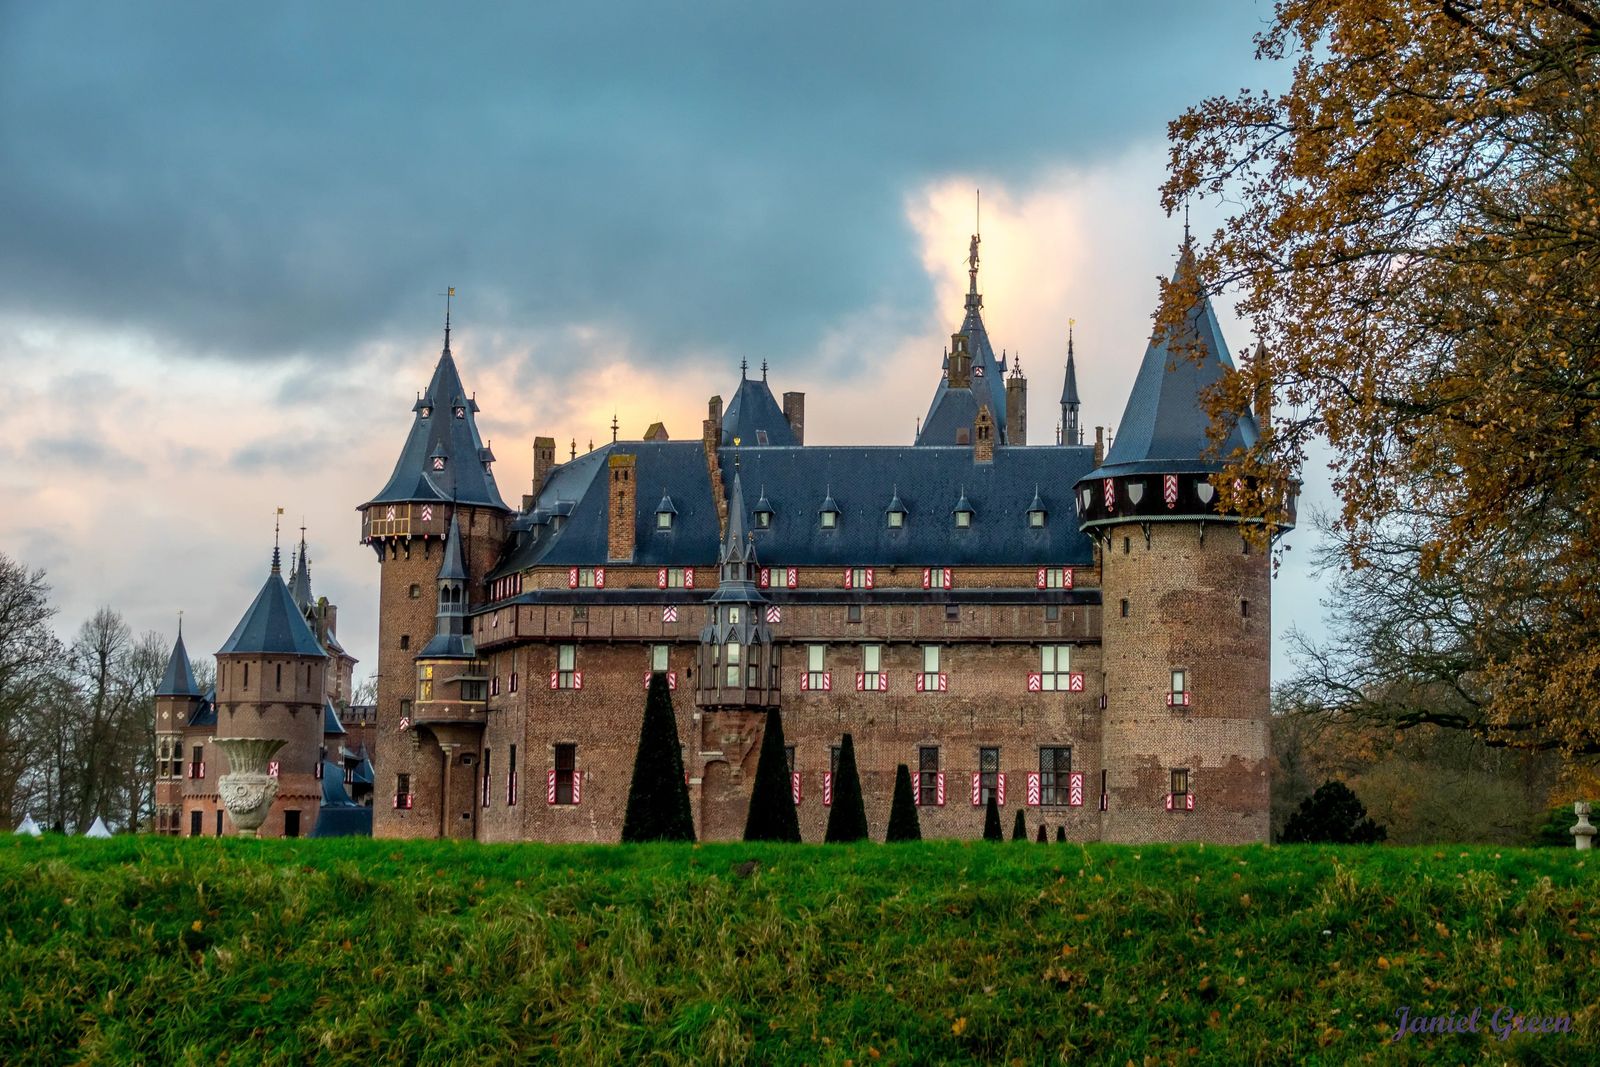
xmin=1088 ymin=245 xmax=1259 ymax=480
xmin=721 ymin=375 xmax=798 ymax=447
xmin=886 ymin=486 xmax=907 ymax=516
xmin=655 ymin=491 xmax=678 ymax=517
xmin=365 ymin=337 xmax=509 ymax=510
xmin=953 ymin=488 xmax=975 ymax=518
xmin=217 ymin=554 xmax=326 ymax=658
xmin=322 ymin=700 xmax=347 ymax=736
xmin=156 ymin=630 xmax=200 ymax=697
xmin=188 ymin=688 xmax=217 ymax=727
xmin=818 ymin=489 xmax=840 ymax=518
xmin=1027 ymin=485 xmax=1046 ymax=516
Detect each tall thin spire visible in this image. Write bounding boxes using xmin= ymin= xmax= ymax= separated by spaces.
xmin=1062 ymin=321 xmax=1081 ymax=446
xmin=611 ymin=413 xmax=619 ymax=443
xmin=271 ymin=507 xmax=283 ymax=574
xmin=290 ymin=524 xmax=313 ymax=612
xmin=442 ymin=285 xmax=455 ymax=352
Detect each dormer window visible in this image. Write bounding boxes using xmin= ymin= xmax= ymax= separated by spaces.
xmin=420 ymin=406 xmax=432 ymax=419
xmin=429 ymin=444 xmax=448 ymax=472
xmin=655 ymin=493 xmax=677 ymax=531
xmin=754 ymin=489 xmax=774 ymax=529
xmin=954 ymin=491 xmax=975 ymax=529
xmin=819 ymin=492 xmax=840 ymax=530
xmin=886 ymin=489 xmax=907 ymax=529
xmin=1027 ymin=486 xmax=1046 ymax=528
xmin=454 ymin=406 xmax=466 ymax=419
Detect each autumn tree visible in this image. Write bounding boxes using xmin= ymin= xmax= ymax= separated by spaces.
xmin=1166 ymin=1 xmax=1600 ymax=754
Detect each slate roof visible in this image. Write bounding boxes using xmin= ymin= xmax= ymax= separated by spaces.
xmin=187 ymin=688 xmax=217 ymax=728
xmin=365 ymin=340 xmax=509 ymax=510
xmin=323 ymin=700 xmax=347 ymax=736
xmin=1061 ymin=334 xmax=1080 ymax=406
xmin=288 ymin=540 xmax=313 ymax=613
xmin=493 ymin=440 xmax=1098 ymax=575
xmin=217 ymin=557 xmax=327 ymax=658
xmin=721 ymin=375 xmax=797 ymax=447
xmin=1087 ymin=247 xmax=1259 ymax=480
xmin=156 ymin=631 xmax=200 ymax=697
xmin=438 ymin=514 xmax=468 ymax=581
xmin=917 ymin=292 xmax=1011 ymax=445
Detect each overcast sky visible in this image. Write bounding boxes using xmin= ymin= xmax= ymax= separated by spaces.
xmin=0 ymin=2 xmax=1328 ymax=681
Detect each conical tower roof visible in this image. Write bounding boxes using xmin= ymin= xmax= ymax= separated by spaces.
xmin=217 ymin=552 xmax=326 ymax=658
xmin=1061 ymin=330 xmax=1080 ymax=406
xmin=288 ymin=533 xmax=313 ymax=613
xmin=156 ymin=628 xmax=200 ymax=697
xmin=1088 ymin=245 xmax=1258 ymax=479
xmin=365 ymin=321 xmax=509 ymax=510
xmin=438 ymin=513 xmax=468 ymax=581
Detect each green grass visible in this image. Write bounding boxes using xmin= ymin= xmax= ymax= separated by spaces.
xmin=2 ymin=838 xmax=1597 ymax=1065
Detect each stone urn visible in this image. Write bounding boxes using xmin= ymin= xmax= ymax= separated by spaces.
xmin=215 ymin=737 xmax=288 ymax=837
xmin=1573 ymin=801 xmax=1595 ymax=851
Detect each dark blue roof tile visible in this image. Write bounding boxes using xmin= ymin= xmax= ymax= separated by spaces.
xmin=156 ymin=631 xmax=200 ymax=697
xmin=217 ymin=561 xmax=326 ymax=658
xmin=721 ymin=376 xmax=797 ymax=447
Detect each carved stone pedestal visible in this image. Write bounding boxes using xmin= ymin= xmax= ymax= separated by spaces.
xmin=1572 ymin=802 xmax=1595 ymax=851
xmin=216 ymin=737 xmax=288 ymax=837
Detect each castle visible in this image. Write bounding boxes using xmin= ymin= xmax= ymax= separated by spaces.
xmin=357 ymin=234 xmax=1292 ymax=845
xmin=155 ymin=233 xmax=1292 ymax=843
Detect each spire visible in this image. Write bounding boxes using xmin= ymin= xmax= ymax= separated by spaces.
xmin=271 ymin=507 xmax=283 ymax=574
xmin=420 ymin=513 xmax=472 ymax=658
xmin=721 ymin=471 xmax=751 ymax=565
xmin=438 ymin=513 xmax=467 ymax=582
xmin=218 ymin=549 xmax=325 ymax=658
xmin=1062 ymin=321 xmax=1081 ymax=446
xmin=443 ymin=286 xmax=454 ymax=353
xmin=156 ymin=628 xmax=200 ymax=697
xmin=289 ymin=526 xmax=313 ymax=613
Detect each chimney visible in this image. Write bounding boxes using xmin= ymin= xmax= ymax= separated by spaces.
xmin=708 ymin=394 xmax=723 ymax=440
xmin=532 ymin=436 xmax=556 ymax=496
xmin=947 ymin=333 xmax=972 ymax=389
xmin=607 ymin=453 xmax=637 ymax=562
xmin=1094 ymin=426 xmax=1105 ymax=466
xmin=782 ymin=391 xmax=806 ymax=445
xmin=1252 ymin=341 xmax=1272 ymax=435
xmin=703 ymin=416 xmax=728 ymax=536
xmin=1004 ymin=356 xmax=1027 ymax=446
xmin=974 ymin=405 xmax=995 ymax=464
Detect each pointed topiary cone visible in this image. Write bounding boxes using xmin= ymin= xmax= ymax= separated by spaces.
xmin=983 ymin=793 xmax=1003 ymax=841
xmin=743 ymin=708 xmax=801 ymax=842
xmin=886 ymin=764 xmax=921 ymax=842
xmin=622 ymin=671 xmax=696 ymax=842
xmin=824 ymin=733 xmax=869 ymax=842
xmin=1036 ymin=824 xmax=1047 ymax=843
xmin=1011 ymin=808 xmax=1027 ymax=841
xmin=1056 ymin=825 xmax=1066 ymax=843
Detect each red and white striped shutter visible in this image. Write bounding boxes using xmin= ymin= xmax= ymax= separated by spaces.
xmin=823 ymin=772 xmax=833 ymax=806
xmin=594 ymin=567 xmax=605 ymax=589
xmin=657 ymin=567 xmax=668 ymax=589
xmin=912 ymin=774 xmax=920 ymax=804
xmin=1069 ymin=772 xmax=1084 ymax=807
xmin=915 ymin=674 xmax=925 ymax=692
xmin=942 ymin=569 xmax=952 ymax=590
xmin=1027 ymin=672 xmax=1042 ymax=692
xmin=843 ymin=568 xmax=852 ymax=589
xmin=684 ymin=568 xmax=695 ymax=589
xmin=643 ymin=672 xmax=652 ymax=690
xmin=1164 ymin=793 xmax=1174 ymax=811
xmin=1103 ymin=478 xmax=1115 ymax=510
xmin=268 ymin=761 xmax=279 ymax=778
xmin=791 ymin=772 xmax=802 ymax=805
xmin=1027 ymin=772 xmax=1041 ymax=806
xmin=547 ymin=770 xmax=557 ymax=804
xmin=568 ymin=567 xmax=579 ymax=589
xmin=759 ymin=567 xmax=770 ymax=589
xmin=1186 ymin=793 xmax=1195 ymax=811
xmin=881 ymin=673 xmax=889 ymax=693
xmin=573 ymin=671 xmax=583 ymax=690
xmin=938 ymin=673 xmax=948 ymax=692
xmin=936 ymin=772 xmax=946 ymax=806
xmin=1036 ymin=567 xmax=1047 ymax=589
xmin=786 ymin=566 xmax=798 ymax=589
xmin=662 ymin=605 xmax=678 ymax=623
xmin=1069 ymin=673 xmax=1086 ymax=692
xmin=800 ymin=673 xmax=809 ymax=692
xmin=822 ymin=672 xmax=831 ymax=691
xmin=572 ymin=772 xmax=582 ymax=805
xmin=865 ymin=568 xmax=874 ymax=589
xmin=549 ymin=672 xmax=559 ymax=689
xmin=1163 ymin=474 xmax=1179 ymax=508
xmin=1063 ymin=566 xmax=1074 ymax=590
xmin=856 ymin=672 xmax=865 ymax=691
xmin=765 ymin=605 xmax=781 ymax=624
xmin=971 ymin=773 xmax=982 ymax=806
xmin=997 ymin=773 xmax=1007 ymax=806
xmin=667 ymin=671 xmax=677 ymax=690
xmin=922 ymin=567 xmax=932 ymax=589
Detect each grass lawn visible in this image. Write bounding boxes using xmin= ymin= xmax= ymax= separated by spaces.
xmin=1 ymin=837 xmax=1596 ymax=1064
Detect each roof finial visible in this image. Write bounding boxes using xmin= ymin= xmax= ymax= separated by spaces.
xmin=570 ymin=438 xmax=577 ymax=461
xmin=611 ymin=412 xmax=619 ymax=443
xmin=441 ymin=286 xmax=456 ymax=352
xmin=177 ymin=609 xmax=183 ymax=636
xmin=968 ymin=191 xmax=981 ymax=297
xmin=1183 ymin=201 xmax=1191 ymax=248
xmin=761 ymin=359 xmax=768 ymax=382
xmin=740 ymin=356 xmax=748 ymax=379
xmin=272 ymin=506 xmax=284 ymax=574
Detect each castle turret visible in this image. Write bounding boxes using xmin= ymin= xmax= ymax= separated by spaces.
xmin=1077 ymin=242 xmax=1294 ymax=845
xmin=1061 ymin=326 xmax=1081 ymax=446
xmin=358 ymin=302 xmax=510 ymax=840
xmin=213 ymin=544 xmax=329 ymax=837
xmin=916 ymin=232 xmax=1014 ymax=445
xmin=1005 ymin=353 xmax=1027 ymax=445
xmin=695 ymin=472 xmax=780 ymax=710
xmin=154 ymin=625 xmax=201 ymax=835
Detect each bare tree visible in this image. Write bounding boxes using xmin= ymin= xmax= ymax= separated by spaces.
xmin=0 ymin=553 xmax=60 ymax=828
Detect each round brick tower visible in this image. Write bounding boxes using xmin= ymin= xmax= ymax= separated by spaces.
xmin=1077 ymin=245 xmax=1294 ymax=844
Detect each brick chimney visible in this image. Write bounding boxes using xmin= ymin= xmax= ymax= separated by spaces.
xmin=1004 ymin=355 xmax=1027 ymax=446
xmin=974 ymin=405 xmax=995 ymax=464
xmin=1094 ymin=426 xmax=1105 ymax=467
xmin=607 ymin=453 xmax=637 ymax=561
xmin=703 ymin=404 xmax=728 ymax=536
xmin=782 ymin=391 xmax=806 ymax=445
xmin=532 ymin=436 xmax=556 ymax=496
xmin=948 ymin=333 xmax=972 ymax=389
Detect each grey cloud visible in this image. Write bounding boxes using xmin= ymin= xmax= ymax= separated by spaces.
xmin=0 ymin=1 xmax=1280 ymax=374
xmin=30 ymin=434 xmax=145 ymax=475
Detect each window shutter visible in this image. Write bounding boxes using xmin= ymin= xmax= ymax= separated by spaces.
xmin=1103 ymin=478 xmax=1115 ymax=510
xmin=594 ymin=567 xmax=605 ymax=589
xmin=573 ymin=671 xmax=584 ymax=690
xmin=800 ymin=673 xmax=810 ymax=692
xmin=268 ymin=761 xmax=279 ymax=778
xmin=997 ymin=773 xmax=1007 ymax=806
xmin=568 ymin=567 xmax=579 ymax=589
xmin=549 ymin=672 xmax=558 ymax=689
xmin=1036 ymin=567 xmax=1047 ymax=589
xmin=823 ymin=772 xmax=833 ymax=806
xmin=942 ymin=569 xmax=952 ymax=590
xmin=1063 ymin=567 xmax=1075 ymax=590
xmin=657 ymin=567 xmax=668 ymax=589
xmin=1069 ymin=772 xmax=1085 ymax=807
xmin=865 ymin=568 xmax=875 ymax=589
xmin=572 ymin=772 xmax=582 ymax=805
xmin=1027 ymin=772 xmax=1041 ymax=806
xmin=1027 ymin=672 xmax=1042 ymax=692
xmin=1069 ymin=672 xmax=1086 ymax=692
xmin=881 ymin=674 xmax=890 ymax=693
xmin=786 ymin=566 xmax=798 ymax=589
xmin=937 ymin=673 xmax=948 ymax=692
xmin=759 ymin=567 xmax=770 ymax=589
xmin=922 ymin=567 xmax=932 ymax=589
xmin=822 ymin=672 xmax=832 ymax=691
xmin=856 ymin=672 xmax=865 ymax=691
xmin=547 ymin=770 xmax=557 ymax=804
xmin=843 ymin=568 xmax=852 ymax=589
xmin=936 ymin=772 xmax=946 ymax=806
xmin=970 ymin=773 xmax=981 ymax=806
xmin=1165 ymin=794 xmax=1175 ymax=811
xmin=684 ymin=567 xmax=695 ymax=589
xmin=1163 ymin=474 xmax=1179 ymax=508
xmin=1186 ymin=792 xmax=1195 ymax=811
xmin=791 ymin=772 xmax=802 ymax=805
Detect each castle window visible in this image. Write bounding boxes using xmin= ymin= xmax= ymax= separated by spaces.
xmin=652 ymin=644 xmax=669 ymax=672
xmin=657 ymin=510 xmax=673 ymax=530
xmin=417 ymin=665 xmax=434 ymax=701
xmin=400 ymin=698 xmax=412 ymax=720
xmin=400 ymin=634 xmax=410 ymax=650
xmin=395 ymin=773 xmax=412 ymax=810
xmin=553 ymin=744 xmax=577 ymax=804
xmin=482 ymin=748 xmax=492 ymax=808
xmin=1168 ymin=670 xmax=1191 ymax=708
xmin=727 ymin=607 xmax=741 ymax=626
xmin=847 ymin=604 xmax=862 ymax=624
xmin=1028 ymin=507 xmax=1046 ymax=528
xmin=918 ymin=746 xmax=940 ymax=806
xmin=510 ymin=672 xmax=518 ymax=692
xmin=887 ymin=510 xmax=904 ymax=529
xmin=1044 ymin=605 xmax=1060 ymax=622
xmin=462 ymin=679 xmax=486 ymax=701
xmin=454 ymin=406 xmax=465 ymax=419
xmin=556 ymin=645 xmax=577 ymax=689
xmin=724 ymin=641 xmax=741 ymax=687
xmin=820 ymin=510 xmax=837 ymax=529
xmin=945 ymin=603 xmax=960 ymax=622
xmin=861 ymin=645 xmax=883 ymax=690
xmin=806 ymin=645 xmax=827 ymax=690
xmin=1170 ymin=768 xmax=1190 ymax=798
xmin=409 ymin=584 xmax=422 ymax=599
xmin=921 ymin=646 xmax=942 ymax=690
xmin=956 ymin=511 xmax=971 ymax=529
xmin=191 ymin=810 xmax=202 ymax=836
xmin=979 ymin=747 xmax=1001 ymax=806
xmin=849 ymin=567 xmax=869 ymax=589
xmin=1039 ymin=646 xmax=1073 ymax=690
xmin=507 ymin=744 xmax=518 ymax=806
xmin=1241 ymin=599 xmax=1250 ymax=618
xmin=784 ymin=745 xmax=795 ymax=773
xmin=284 ymin=811 xmax=301 ymax=838
xmin=190 ymin=745 xmax=205 ymax=780
xmin=1123 ymin=536 xmax=1130 ymax=554
xmin=756 ymin=511 xmax=771 ymax=529
xmin=577 ymin=567 xmax=601 ymax=589
xmin=1039 ymin=747 xmax=1073 ymax=805
xmin=1041 ymin=566 xmax=1073 ymax=589
xmin=664 ymin=567 xmax=694 ymax=589
xmin=1120 ymin=599 xmax=1130 ymax=618
xmin=275 ymin=663 xmax=282 ymax=691
xmin=242 ymin=662 xmax=249 ymax=689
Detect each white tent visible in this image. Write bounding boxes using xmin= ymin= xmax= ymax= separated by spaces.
xmin=84 ymin=816 xmax=112 ymax=838
xmin=14 ymin=814 xmax=41 ymax=837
